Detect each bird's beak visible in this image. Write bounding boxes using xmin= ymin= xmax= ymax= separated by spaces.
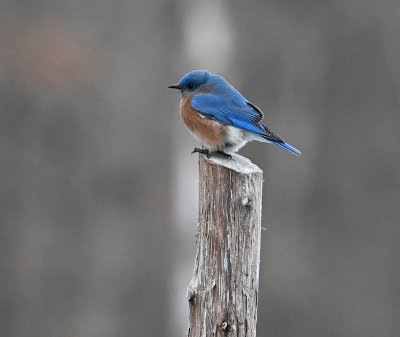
xmin=168 ymin=83 xmax=182 ymax=90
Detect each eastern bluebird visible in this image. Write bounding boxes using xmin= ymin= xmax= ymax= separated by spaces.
xmin=169 ymin=70 xmax=301 ymax=158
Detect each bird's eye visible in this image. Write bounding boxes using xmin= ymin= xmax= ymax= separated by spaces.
xmin=187 ymin=83 xmax=195 ymax=90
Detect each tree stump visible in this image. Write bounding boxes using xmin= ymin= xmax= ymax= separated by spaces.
xmin=187 ymin=153 xmax=263 ymax=337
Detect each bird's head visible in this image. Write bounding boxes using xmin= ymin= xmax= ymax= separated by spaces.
xmin=168 ymin=70 xmax=212 ymax=96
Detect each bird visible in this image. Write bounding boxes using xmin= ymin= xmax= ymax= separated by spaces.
xmin=168 ymin=70 xmax=301 ymax=158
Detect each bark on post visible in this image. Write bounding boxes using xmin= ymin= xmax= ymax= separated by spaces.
xmin=187 ymin=153 xmax=263 ymax=337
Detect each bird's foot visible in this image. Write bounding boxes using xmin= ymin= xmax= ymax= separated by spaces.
xmin=191 ymin=147 xmax=210 ymax=158
xmin=216 ymin=150 xmax=232 ymax=159
xmin=191 ymin=147 xmax=232 ymax=159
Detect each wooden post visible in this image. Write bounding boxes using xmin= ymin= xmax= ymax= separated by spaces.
xmin=187 ymin=153 xmax=263 ymax=337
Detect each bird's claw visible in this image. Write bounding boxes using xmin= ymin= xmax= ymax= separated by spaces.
xmin=216 ymin=151 xmax=232 ymax=159
xmin=191 ymin=148 xmax=232 ymax=159
xmin=191 ymin=147 xmax=210 ymax=158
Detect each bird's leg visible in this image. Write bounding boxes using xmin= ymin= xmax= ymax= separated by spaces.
xmin=191 ymin=147 xmax=210 ymax=158
xmin=216 ymin=150 xmax=232 ymax=159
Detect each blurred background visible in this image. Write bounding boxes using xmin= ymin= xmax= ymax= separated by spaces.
xmin=1 ymin=0 xmax=399 ymax=336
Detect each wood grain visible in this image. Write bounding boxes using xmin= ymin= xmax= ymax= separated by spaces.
xmin=187 ymin=153 xmax=263 ymax=337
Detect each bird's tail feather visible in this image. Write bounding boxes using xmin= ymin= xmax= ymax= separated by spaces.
xmin=269 ymin=140 xmax=301 ymax=156
xmin=249 ymin=129 xmax=301 ymax=156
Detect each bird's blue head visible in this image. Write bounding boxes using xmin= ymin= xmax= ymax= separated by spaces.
xmin=168 ymin=70 xmax=212 ymax=96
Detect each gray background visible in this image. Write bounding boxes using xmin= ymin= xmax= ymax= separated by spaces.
xmin=1 ymin=0 xmax=399 ymax=336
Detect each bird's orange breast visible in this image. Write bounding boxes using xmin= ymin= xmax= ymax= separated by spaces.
xmin=180 ymin=95 xmax=226 ymax=148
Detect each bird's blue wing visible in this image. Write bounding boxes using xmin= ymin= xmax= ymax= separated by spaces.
xmin=192 ymin=93 xmax=301 ymax=156
xmin=191 ymin=93 xmax=266 ymax=135
xmin=192 ymin=93 xmax=282 ymax=139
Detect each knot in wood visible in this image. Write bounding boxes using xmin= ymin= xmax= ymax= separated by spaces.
xmin=187 ymin=289 xmax=196 ymax=305
xmin=221 ymin=320 xmax=231 ymax=332
xmin=241 ymin=196 xmax=252 ymax=208
xmin=188 ymin=293 xmax=195 ymax=305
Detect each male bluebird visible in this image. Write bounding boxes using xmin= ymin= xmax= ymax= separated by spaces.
xmin=169 ymin=70 xmax=301 ymax=158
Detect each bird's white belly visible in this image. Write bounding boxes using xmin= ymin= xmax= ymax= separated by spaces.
xmin=222 ymin=126 xmax=248 ymax=153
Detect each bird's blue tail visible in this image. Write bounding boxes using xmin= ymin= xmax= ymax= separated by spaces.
xmin=269 ymin=140 xmax=301 ymax=156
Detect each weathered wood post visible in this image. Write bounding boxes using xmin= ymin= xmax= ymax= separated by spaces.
xmin=187 ymin=153 xmax=263 ymax=337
